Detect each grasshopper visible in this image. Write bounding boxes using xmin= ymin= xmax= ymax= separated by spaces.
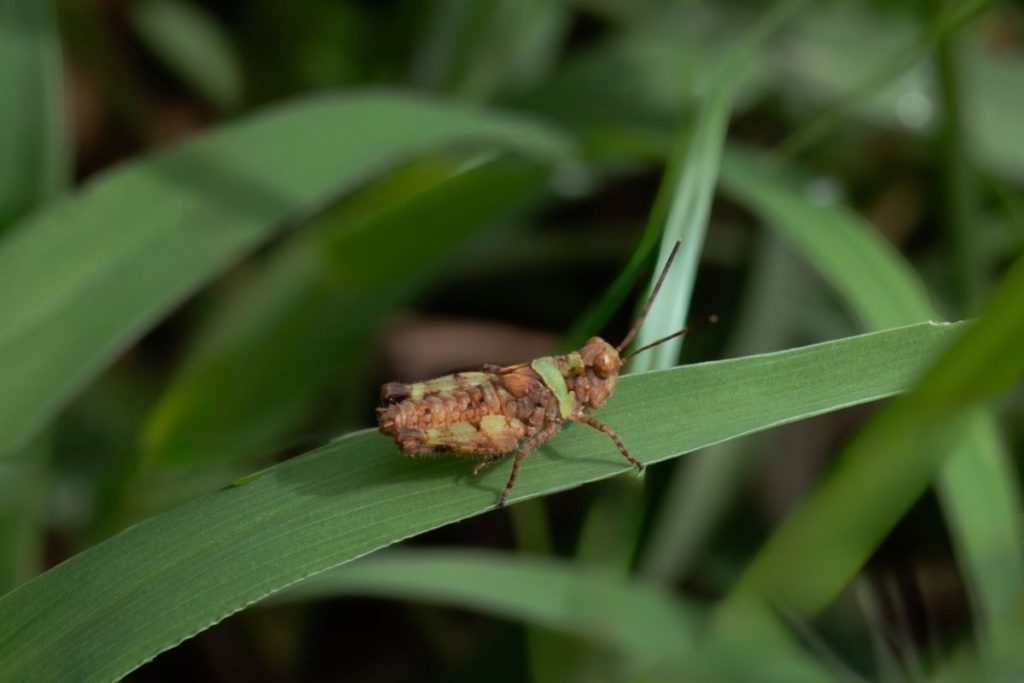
xmin=378 ymin=241 xmax=703 ymax=506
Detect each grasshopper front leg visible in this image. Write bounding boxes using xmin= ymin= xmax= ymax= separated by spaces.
xmin=575 ymin=414 xmax=644 ymax=472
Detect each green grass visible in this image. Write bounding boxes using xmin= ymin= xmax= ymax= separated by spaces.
xmin=2 ymin=1 xmax=1022 ymax=681
xmin=0 ymin=322 xmax=963 ymax=681
xmin=0 ymin=93 xmax=571 ymax=460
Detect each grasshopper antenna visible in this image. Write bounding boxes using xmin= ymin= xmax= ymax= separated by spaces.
xmin=621 ymin=315 xmax=718 ymax=363
xmin=616 ymin=240 xmax=683 ymax=354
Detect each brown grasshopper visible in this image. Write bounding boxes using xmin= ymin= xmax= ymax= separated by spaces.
xmin=378 ymin=241 xmax=704 ymax=506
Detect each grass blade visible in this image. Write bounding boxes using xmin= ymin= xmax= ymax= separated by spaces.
xmin=281 ymin=549 xmax=844 ymax=682
xmin=280 ymin=549 xmax=698 ymax=664
xmin=0 ymin=321 xmax=963 ymax=682
xmin=776 ymin=0 xmax=997 ymax=159
xmin=142 ymin=157 xmax=550 ymax=465
xmin=639 ymin=235 xmax=808 ymax=581
xmin=0 ymin=0 xmax=67 ymax=596
xmin=130 ymin=0 xmax=242 ymax=110
xmin=0 ymin=92 xmax=571 ymax=459
xmin=0 ymin=435 xmax=48 ymax=594
xmin=630 ymin=0 xmax=807 ymax=372
xmin=720 ymin=147 xmax=933 ymax=327
xmin=0 ymin=0 xmax=68 ymax=230
xmin=720 ymin=147 xmax=1024 ymax=660
xmin=717 ymin=253 xmax=1024 ymax=653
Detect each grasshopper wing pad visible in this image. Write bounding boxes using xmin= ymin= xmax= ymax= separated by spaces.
xmin=405 ymin=372 xmax=492 ymax=401
xmin=425 ymin=415 xmax=526 ymax=455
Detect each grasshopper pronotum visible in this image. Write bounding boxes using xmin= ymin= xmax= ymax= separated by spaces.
xmin=378 ymin=241 xmax=707 ymax=506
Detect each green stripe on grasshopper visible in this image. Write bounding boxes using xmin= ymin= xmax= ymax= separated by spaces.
xmin=409 ymin=372 xmax=491 ymax=401
xmin=425 ymin=416 xmax=525 ymax=454
xmin=530 ymin=353 xmax=583 ymax=419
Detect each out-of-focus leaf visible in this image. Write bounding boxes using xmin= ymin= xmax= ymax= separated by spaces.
xmin=0 ymin=321 xmax=963 ymax=682
xmin=0 ymin=436 xmax=48 ymax=595
xmin=0 ymin=0 xmax=68 ymax=230
xmin=718 ymin=253 xmax=1024 ymax=658
xmin=601 ymin=0 xmax=808 ymax=371
xmin=0 ymin=92 xmax=572 ymax=459
xmin=721 ymin=148 xmax=933 ymax=328
xmin=639 ymin=235 xmax=807 ymax=581
xmin=412 ymin=0 xmax=570 ymax=101
xmin=280 ymin=549 xmax=698 ymax=664
xmin=720 ymin=147 xmax=1024 ymax=659
xmin=143 ymin=157 xmax=550 ymax=464
xmin=963 ymin=46 xmax=1024 ymax=184
xmin=0 ymin=0 xmax=67 ymax=598
xmin=772 ymin=2 xmax=1024 ymax=183
xmin=282 ymin=549 xmax=839 ymax=683
xmin=131 ymin=0 xmax=243 ymax=110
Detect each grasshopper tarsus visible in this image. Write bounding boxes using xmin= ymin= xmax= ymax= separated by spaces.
xmin=472 ymin=454 xmax=507 ymax=476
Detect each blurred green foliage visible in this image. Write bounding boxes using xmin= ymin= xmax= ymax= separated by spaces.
xmin=0 ymin=0 xmax=1022 ymax=681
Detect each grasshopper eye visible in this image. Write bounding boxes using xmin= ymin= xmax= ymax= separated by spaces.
xmin=594 ymin=352 xmax=616 ymax=378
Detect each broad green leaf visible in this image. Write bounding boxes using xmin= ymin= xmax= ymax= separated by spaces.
xmin=130 ymin=0 xmax=243 ymax=110
xmin=143 ymin=157 xmax=550 ymax=465
xmin=0 ymin=0 xmax=69 ymax=229
xmin=0 ymin=321 xmax=963 ymax=682
xmin=719 ymin=253 xmax=1024 ymax=657
xmin=0 ymin=92 xmax=572 ymax=459
xmin=719 ymin=147 xmax=1024 ymax=659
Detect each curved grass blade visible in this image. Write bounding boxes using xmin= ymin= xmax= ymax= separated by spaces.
xmin=0 ymin=0 xmax=69 ymax=230
xmin=719 ymin=147 xmax=1024 ymax=660
xmin=280 ymin=549 xmax=698 ymax=664
xmin=571 ymin=2 xmax=811 ymax=604
xmin=776 ymin=0 xmax=997 ymax=159
xmin=142 ymin=156 xmax=550 ymax=465
xmin=130 ymin=0 xmax=242 ymax=110
xmin=279 ymin=549 xmax=839 ymax=683
xmin=717 ymin=253 xmax=1024 ymax=658
xmin=0 ymin=435 xmax=49 ymax=594
xmin=629 ymin=0 xmax=807 ymax=372
xmin=562 ymin=0 xmax=807 ymax=351
xmin=639 ymin=235 xmax=808 ymax=581
xmin=0 ymin=321 xmax=963 ymax=682
xmin=0 ymin=0 xmax=67 ymax=596
xmin=720 ymin=147 xmax=933 ymax=328
xmin=0 ymin=92 xmax=572 ymax=460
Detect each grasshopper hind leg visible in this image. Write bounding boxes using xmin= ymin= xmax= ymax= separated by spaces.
xmin=575 ymin=414 xmax=644 ymax=472
xmin=498 ymin=421 xmax=561 ymax=507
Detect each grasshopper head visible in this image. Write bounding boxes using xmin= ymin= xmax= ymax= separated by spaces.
xmin=574 ymin=336 xmax=622 ymax=410
xmin=582 ymin=336 xmax=622 ymax=379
